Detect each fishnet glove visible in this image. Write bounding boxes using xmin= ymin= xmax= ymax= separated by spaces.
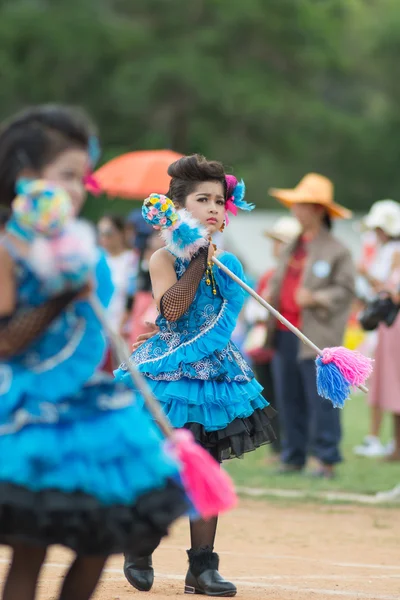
xmin=160 ymin=246 xmax=208 ymax=322
xmin=0 ymin=289 xmax=80 ymax=359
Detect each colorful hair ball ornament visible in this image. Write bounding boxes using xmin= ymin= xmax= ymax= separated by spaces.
xmin=12 ymin=179 xmax=73 ymax=238
xmin=225 ymin=174 xmax=255 ymax=225
xmin=316 ymin=347 xmax=373 ymax=408
xmin=142 ymin=193 xmax=208 ymax=260
xmin=142 ymin=193 xmax=179 ymax=230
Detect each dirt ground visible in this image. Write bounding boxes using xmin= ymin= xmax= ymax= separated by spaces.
xmin=0 ymin=499 xmax=398 ymax=600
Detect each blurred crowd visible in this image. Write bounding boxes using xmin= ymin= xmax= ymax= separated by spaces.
xmin=97 ymin=175 xmax=400 ymax=485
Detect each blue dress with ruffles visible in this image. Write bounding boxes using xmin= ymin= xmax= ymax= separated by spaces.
xmin=115 ymin=252 xmax=276 ymax=461
xmin=0 ymin=237 xmax=189 ymax=556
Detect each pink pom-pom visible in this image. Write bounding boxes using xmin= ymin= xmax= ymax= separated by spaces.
xmin=321 ymin=346 xmax=373 ymax=387
xmin=167 ymin=429 xmax=237 ymax=519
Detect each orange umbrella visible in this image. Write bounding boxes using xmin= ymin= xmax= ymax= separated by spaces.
xmin=94 ymin=149 xmax=183 ymax=199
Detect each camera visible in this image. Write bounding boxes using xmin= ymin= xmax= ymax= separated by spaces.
xmin=358 ymin=292 xmax=400 ymax=331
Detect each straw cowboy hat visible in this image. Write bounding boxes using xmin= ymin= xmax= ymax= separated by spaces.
xmin=263 ymin=216 xmax=302 ymax=244
xmin=268 ymin=173 xmax=352 ymax=220
xmin=361 ymin=199 xmax=400 ymax=237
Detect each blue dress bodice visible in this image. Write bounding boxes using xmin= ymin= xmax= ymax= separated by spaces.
xmin=130 ymin=253 xmax=252 ymax=382
xmin=9 ymin=244 xmax=111 ymax=371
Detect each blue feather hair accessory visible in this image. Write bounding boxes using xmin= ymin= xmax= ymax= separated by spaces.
xmin=225 ymin=175 xmax=254 ymax=224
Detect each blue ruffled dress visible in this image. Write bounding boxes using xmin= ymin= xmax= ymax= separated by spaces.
xmin=115 ymin=252 xmax=276 ymax=461
xmin=0 ymin=237 xmax=189 ymax=556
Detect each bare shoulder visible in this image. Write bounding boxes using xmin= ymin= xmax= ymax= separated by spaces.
xmin=149 ymin=247 xmax=175 ymax=269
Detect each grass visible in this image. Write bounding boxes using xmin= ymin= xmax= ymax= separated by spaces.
xmin=225 ymin=395 xmax=400 ymax=495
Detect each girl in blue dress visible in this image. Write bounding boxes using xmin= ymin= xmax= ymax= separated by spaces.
xmin=0 ymin=105 xmax=189 ymax=600
xmin=115 ymin=154 xmax=276 ymax=597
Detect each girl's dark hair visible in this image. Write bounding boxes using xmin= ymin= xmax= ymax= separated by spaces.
xmin=322 ymin=211 xmax=332 ymax=230
xmin=0 ymin=104 xmax=96 ymax=207
xmin=101 ymin=214 xmax=125 ymax=233
xmin=167 ymin=154 xmax=227 ymax=206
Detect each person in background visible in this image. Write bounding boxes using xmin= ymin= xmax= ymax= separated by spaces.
xmin=354 ymin=200 xmax=400 ymax=459
xmin=97 ymin=214 xmax=137 ymax=335
xmin=129 ymin=230 xmax=164 ymax=346
xmin=267 ymin=173 xmax=355 ymax=478
xmin=244 ymin=216 xmax=301 ymax=458
xmin=124 ymin=208 xmax=154 ymax=254
xmin=119 ymin=210 xmax=154 ymax=341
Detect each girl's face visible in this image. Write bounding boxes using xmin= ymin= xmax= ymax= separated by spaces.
xmin=184 ymin=181 xmax=225 ymax=235
xmin=41 ymin=148 xmax=89 ymax=216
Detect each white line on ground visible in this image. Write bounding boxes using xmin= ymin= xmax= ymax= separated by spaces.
xmin=236 ymin=486 xmax=398 ymax=505
xmin=0 ymin=558 xmax=398 ymax=599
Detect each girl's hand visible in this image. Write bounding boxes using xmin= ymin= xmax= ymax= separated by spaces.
xmin=132 ymin=322 xmax=159 ymax=350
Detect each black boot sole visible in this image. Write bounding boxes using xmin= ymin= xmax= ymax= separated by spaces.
xmin=184 ymin=584 xmax=237 ymax=596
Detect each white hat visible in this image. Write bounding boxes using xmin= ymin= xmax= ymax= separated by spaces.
xmin=362 ymin=200 xmax=400 ymax=237
xmin=264 ymin=216 xmax=302 ymax=244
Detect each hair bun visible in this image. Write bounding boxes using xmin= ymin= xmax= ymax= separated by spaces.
xmin=167 ymin=154 xmax=225 ymax=182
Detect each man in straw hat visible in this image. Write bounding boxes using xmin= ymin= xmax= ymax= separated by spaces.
xmin=266 ymin=173 xmax=355 ymax=478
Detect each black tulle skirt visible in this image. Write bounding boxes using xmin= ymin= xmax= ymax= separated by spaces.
xmin=0 ymin=480 xmax=189 ymax=556
xmin=185 ymin=406 xmax=277 ymax=462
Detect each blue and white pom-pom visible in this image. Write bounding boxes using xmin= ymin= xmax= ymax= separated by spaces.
xmin=142 ymin=193 xmax=208 ymax=260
